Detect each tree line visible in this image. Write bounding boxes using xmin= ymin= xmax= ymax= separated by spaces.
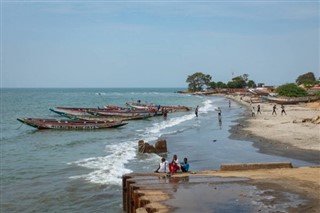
xmin=186 ymin=72 xmax=319 ymax=97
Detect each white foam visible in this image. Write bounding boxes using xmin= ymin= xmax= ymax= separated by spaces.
xmin=69 ymin=140 xmax=136 ymax=185
xmin=68 ymin=99 xmax=217 ymax=186
xmin=199 ymin=99 xmax=218 ymax=114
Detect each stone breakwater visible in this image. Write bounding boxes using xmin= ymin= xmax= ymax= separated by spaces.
xmin=122 ymin=163 xmax=320 ymax=213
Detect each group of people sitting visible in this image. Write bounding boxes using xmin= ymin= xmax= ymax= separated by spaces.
xmin=154 ymin=154 xmax=189 ymax=174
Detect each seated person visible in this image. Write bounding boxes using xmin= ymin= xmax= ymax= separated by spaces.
xmin=180 ymin=157 xmax=189 ymax=172
xmin=168 ymin=154 xmax=180 ymax=174
xmin=154 ymin=157 xmax=167 ymax=173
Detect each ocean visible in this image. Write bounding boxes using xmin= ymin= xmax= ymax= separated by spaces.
xmin=1 ymin=88 xmax=314 ymax=213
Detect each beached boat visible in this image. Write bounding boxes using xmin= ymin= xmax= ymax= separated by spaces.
xmin=17 ymin=118 xmax=128 ymax=130
xmin=54 ymin=110 xmax=152 ymax=122
xmin=50 ymin=106 xmax=156 ymax=117
xmin=126 ymin=102 xmax=192 ymax=112
xmin=261 ymin=96 xmax=320 ymax=104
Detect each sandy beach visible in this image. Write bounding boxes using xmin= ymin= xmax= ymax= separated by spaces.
xmin=228 ymin=95 xmax=320 ymax=164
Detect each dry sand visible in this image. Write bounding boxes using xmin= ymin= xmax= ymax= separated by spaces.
xmin=228 ymin=95 xmax=320 ymax=164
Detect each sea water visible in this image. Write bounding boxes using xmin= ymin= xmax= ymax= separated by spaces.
xmin=1 ymin=88 xmax=314 ymax=213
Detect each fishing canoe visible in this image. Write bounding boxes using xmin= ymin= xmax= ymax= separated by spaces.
xmin=261 ymin=96 xmax=320 ymax=104
xmin=126 ymin=102 xmax=192 ymax=112
xmin=17 ymin=118 xmax=127 ymax=130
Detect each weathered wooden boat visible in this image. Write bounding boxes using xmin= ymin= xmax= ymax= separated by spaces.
xmin=126 ymin=102 xmax=192 ymax=112
xmin=261 ymin=96 xmax=320 ymax=104
xmin=53 ymin=110 xmax=152 ymax=122
xmin=17 ymin=118 xmax=128 ymax=130
xmin=87 ymin=110 xmax=153 ymax=119
xmin=50 ymin=106 xmax=156 ymax=117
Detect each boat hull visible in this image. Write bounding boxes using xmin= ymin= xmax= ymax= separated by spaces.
xmin=17 ymin=118 xmax=127 ymax=130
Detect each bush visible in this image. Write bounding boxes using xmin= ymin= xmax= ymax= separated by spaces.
xmin=276 ymin=83 xmax=308 ymax=97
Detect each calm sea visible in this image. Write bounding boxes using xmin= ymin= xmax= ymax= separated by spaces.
xmin=1 ymin=88 xmax=314 ymax=213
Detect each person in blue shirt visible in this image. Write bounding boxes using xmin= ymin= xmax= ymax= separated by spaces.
xmin=180 ymin=157 xmax=189 ymax=172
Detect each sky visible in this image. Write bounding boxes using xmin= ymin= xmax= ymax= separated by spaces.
xmin=1 ymin=1 xmax=319 ymax=88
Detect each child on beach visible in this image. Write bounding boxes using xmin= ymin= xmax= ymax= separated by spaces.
xmin=272 ymin=104 xmax=277 ymax=115
xmin=168 ymin=154 xmax=180 ymax=174
xmin=154 ymin=157 xmax=167 ymax=173
xmin=180 ymin=157 xmax=189 ymax=172
xmin=257 ymin=105 xmax=261 ymax=114
xmin=281 ymin=105 xmax=287 ymax=115
xmin=251 ymin=107 xmax=255 ymax=117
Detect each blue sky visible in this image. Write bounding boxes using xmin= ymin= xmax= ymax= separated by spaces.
xmin=2 ymin=1 xmax=319 ymax=88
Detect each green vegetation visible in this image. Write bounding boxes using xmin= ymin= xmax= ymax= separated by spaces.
xmin=296 ymin=72 xmax=316 ymax=87
xmin=276 ymin=83 xmax=308 ymax=97
xmin=186 ymin=72 xmax=212 ymax=92
xmin=185 ymin=71 xmax=317 ymax=93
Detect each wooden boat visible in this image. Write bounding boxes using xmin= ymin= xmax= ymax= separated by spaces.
xmin=126 ymin=102 xmax=192 ymax=112
xmin=50 ymin=106 xmax=156 ymax=117
xmin=55 ymin=111 xmax=152 ymax=121
xmin=261 ymin=96 xmax=320 ymax=104
xmin=51 ymin=108 xmax=154 ymax=120
xmin=17 ymin=118 xmax=128 ymax=130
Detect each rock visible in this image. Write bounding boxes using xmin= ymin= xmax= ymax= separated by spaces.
xmin=154 ymin=139 xmax=167 ymax=153
xmin=138 ymin=139 xmax=168 ymax=154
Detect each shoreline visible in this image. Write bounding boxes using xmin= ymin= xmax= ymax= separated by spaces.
xmin=224 ymin=94 xmax=320 ymax=164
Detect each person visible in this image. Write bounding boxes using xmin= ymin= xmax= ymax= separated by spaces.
xmin=257 ymin=104 xmax=261 ymax=114
xmin=180 ymin=157 xmax=189 ymax=172
xmin=195 ymin=105 xmax=199 ymax=117
xmin=281 ymin=105 xmax=287 ymax=115
xmin=155 ymin=157 xmax=167 ymax=173
xmin=272 ymin=104 xmax=277 ymax=115
xmin=229 ymin=100 xmax=231 ymax=108
xmin=163 ymin=108 xmax=168 ymax=119
xmin=251 ymin=106 xmax=255 ymax=117
xmin=217 ymin=107 xmax=222 ymax=122
xmin=168 ymin=154 xmax=180 ymax=174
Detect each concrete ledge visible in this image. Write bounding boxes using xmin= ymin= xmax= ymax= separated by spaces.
xmin=220 ymin=162 xmax=293 ymax=171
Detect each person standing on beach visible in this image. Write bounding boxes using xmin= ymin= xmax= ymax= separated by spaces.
xmin=229 ymin=100 xmax=231 ymax=108
xmin=195 ymin=105 xmax=199 ymax=117
xmin=217 ymin=107 xmax=222 ymax=122
xmin=257 ymin=104 xmax=261 ymax=114
xmin=252 ymin=107 xmax=255 ymax=117
xmin=281 ymin=105 xmax=287 ymax=115
xmin=272 ymin=104 xmax=277 ymax=115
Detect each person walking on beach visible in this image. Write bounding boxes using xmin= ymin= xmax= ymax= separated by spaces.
xmin=251 ymin=106 xmax=255 ymax=117
xmin=195 ymin=105 xmax=199 ymax=117
xmin=281 ymin=105 xmax=287 ymax=115
xmin=257 ymin=104 xmax=261 ymax=114
xmin=272 ymin=104 xmax=277 ymax=115
xmin=154 ymin=157 xmax=167 ymax=173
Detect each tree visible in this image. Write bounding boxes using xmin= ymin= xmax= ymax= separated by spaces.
xmin=247 ymin=80 xmax=256 ymax=88
xmin=296 ymin=72 xmax=316 ymax=85
xmin=216 ymin=81 xmax=228 ymax=88
xmin=227 ymin=76 xmax=246 ymax=88
xmin=276 ymin=83 xmax=308 ymax=97
xmin=186 ymin=72 xmax=212 ymax=92
xmin=208 ymin=81 xmax=216 ymax=89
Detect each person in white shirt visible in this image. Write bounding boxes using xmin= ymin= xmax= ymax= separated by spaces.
xmin=154 ymin=157 xmax=167 ymax=173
